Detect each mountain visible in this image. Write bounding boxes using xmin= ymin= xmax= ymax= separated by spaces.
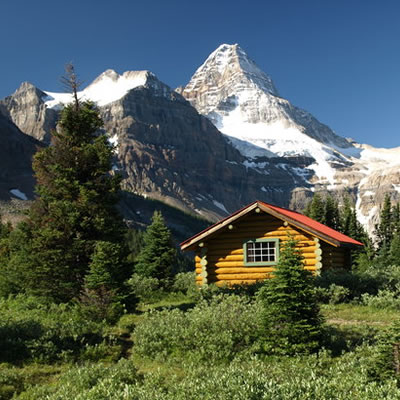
xmin=179 ymin=43 xmax=400 ymax=234
xmin=2 ymin=44 xmax=400 ymax=235
xmin=0 ymin=69 xmax=298 ymax=222
xmin=0 ymin=111 xmax=40 ymax=223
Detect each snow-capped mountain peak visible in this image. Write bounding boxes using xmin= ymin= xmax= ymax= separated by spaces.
xmin=44 ymin=69 xmax=162 ymax=109
xmin=181 ymin=43 xmax=355 ymax=184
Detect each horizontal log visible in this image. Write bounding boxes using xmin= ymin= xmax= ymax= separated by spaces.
xmin=221 ymin=230 xmax=306 ymax=239
xmin=214 ymin=261 xmax=249 ymax=267
xmin=215 ymin=280 xmax=258 ymax=286
xmin=214 ymin=273 xmax=271 ymax=280
xmin=304 ymin=267 xmax=317 ymax=271
xmin=299 ymin=246 xmax=318 ymax=253
xmin=327 ymin=256 xmax=346 ymax=262
xmin=212 ymin=267 xmax=276 ymax=274
xmin=207 ymin=255 xmax=244 ymax=262
xmin=207 ymin=248 xmax=244 ymax=255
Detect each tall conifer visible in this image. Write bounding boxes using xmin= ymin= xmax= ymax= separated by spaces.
xmin=5 ymin=66 xmax=129 ymax=302
xmin=257 ymin=239 xmax=323 ymax=355
xmin=135 ymin=211 xmax=176 ymax=285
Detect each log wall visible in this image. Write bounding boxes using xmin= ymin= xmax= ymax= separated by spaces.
xmin=320 ymin=242 xmax=351 ymax=270
xmin=194 ymin=210 xmax=323 ymax=286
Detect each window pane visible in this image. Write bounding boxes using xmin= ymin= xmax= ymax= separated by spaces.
xmin=246 ymin=240 xmax=277 ymax=264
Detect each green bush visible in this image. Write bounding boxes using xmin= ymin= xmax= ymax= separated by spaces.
xmin=15 ymin=348 xmax=400 ymax=400
xmin=0 ymin=295 xmax=115 ymax=363
xmin=171 ymin=272 xmax=199 ymax=298
xmin=361 ymin=288 xmax=400 ymax=310
xmin=368 ymin=319 xmax=400 ymax=382
xmin=315 ymin=284 xmax=351 ymax=304
xmin=127 ymin=273 xmax=161 ymax=302
xmin=316 ymin=269 xmax=379 ymax=300
xmin=133 ymin=294 xmax=262 ymax=362
xmin=16 ymin=359 xmax=140 ymax=400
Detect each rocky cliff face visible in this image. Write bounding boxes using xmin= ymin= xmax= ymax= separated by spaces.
xmin=0 ymin=113 xmax=39 ymax=202
xmin=0 ymin=82 xmax=58 ymax=143
xmin=2 ymin=45 xmax=400 ymax=235
xmin=0 ymin=71 xmax=298 ymax=222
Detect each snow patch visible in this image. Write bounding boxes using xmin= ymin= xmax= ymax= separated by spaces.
xmin=44 ymin=70 xmax=152 ymax=109
xmin=219 ymin=111 xmax=338 ymax=184
xmin=212 ymin=200 xmax=228 ymax=213
xmin=10 ymin=189 xmax=28 ymax=200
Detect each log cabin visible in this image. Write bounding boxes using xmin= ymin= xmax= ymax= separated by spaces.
xmin=180 ymin=200 xmax=364 ymax=286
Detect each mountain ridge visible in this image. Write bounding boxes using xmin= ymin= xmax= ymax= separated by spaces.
xmin=1 ymin=43 xmax=400 ymax=235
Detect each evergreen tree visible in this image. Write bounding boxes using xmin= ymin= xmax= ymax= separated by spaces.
xmin=305 ymin=193 xmax=325 ymax=223
xmin=390 ymin=231 xmax=400 ymax=266
xmin=375 ymin=194 xmax=394 ymax=257
xmin=125 ymin=228 xmax=145 ymax=264
xmin=5 ymin=67 xmax=130 ymax=302
xmin=257 ymin=239 xmax=323 ymax=355
xmin=393 ymin=203 xmax=400 ymax=234
xmin=135 ymin=211 xmax=176 ymax=286
xmin=324 ymin=195 xmax=341 ymax=230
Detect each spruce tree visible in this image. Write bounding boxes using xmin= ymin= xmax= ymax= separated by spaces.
xmin=134 ymin=211 xmax=176 ymax=286
xmin=324 ymin=195 xmax=341 ymax=230
xmin=375 ymin=194 xmax=394 ymax=257
xmin=5 ymin=67 xmax=129 ymax=302
xmin=305 ymin=193 xmax=325 ymax=223
xmin=390 ymin=231 xmax=400 ymax=266
xmin=257 ymin=239 xmax=323 ymax=355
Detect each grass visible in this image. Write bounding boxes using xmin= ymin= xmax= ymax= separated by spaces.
xmin=322 ymin=303 xmax=398 ymax=326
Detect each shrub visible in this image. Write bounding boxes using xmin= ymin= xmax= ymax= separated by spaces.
xmin=315 ymin=284 xmax=350 ymax=304
xmin=16 ymin=359 xmax=140 ymax=400
xmin=316 ymin=269 xmax=379 ymax=300
xmin=132 ymin=294 xmax=262 ymax=362
xmin=0 ymin=295 xmax=116 ymax=363
xmin=361 ymin=287 xmax=400 ymax=310
xmin=171 ymin=272 xmax=199 ymax=298
xmin=15 ymin=348 xmax=400 ymax=400
xmin=368 ymin=319 xmax=400 ymax=382
xmin=127 ymin=273 xmax=161 ymax=302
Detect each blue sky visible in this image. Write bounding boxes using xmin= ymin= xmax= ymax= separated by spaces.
xmin=2 ymin=0 xmax=400 ymax=148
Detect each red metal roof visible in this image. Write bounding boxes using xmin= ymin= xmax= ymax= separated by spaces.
xmin=260 ymin=201 xmax=364 ymax=246
xmin=180 ymin=200 xmax=364 ymax=249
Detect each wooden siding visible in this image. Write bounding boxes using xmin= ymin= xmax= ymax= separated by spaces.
xmin=320 ymin=243 xmax=351 ymax=270
xmin=194 ymin=211 xmax=319 ymax=286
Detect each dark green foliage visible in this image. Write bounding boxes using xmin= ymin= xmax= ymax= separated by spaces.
xmin=257 ymin=239 xmax=323 ymax=355
xmin=85 ymin=241 xmax=125 ymax=291
xmin=133 ymin=294 xmax=261 ymax=362
xmin=0 ymin=295 xmax=117 ymax=364
xmin=135 ymin=211 xmax=177 ymax=285
xmin=368 ymin=319 xmax=400 ymax=382
xmin=390 ymin=232 xmax=400 ymax=266
xmin=3 ymin=99 xmax=129 ymax=302
xmin=126 ymin=228 xmax=145 ymax=264
xmin=340 ymin=196 xmax=368 ymax=245
xmin=375 ymin=194 xmax=394 ymax=257
xmin=324 ymin=195 xmax=341 ymax=230
xmin=0 ymin=215 xmax=11 ymax=240
xmin=304 ymin=193 xmax=325 ymax=223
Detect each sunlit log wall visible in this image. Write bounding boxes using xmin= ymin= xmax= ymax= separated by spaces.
xmin=194 ymin=210 xmax=344 ymax=286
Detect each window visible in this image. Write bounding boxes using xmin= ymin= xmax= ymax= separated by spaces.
xmin=243 ymin=238 xmax=279 ymax=266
